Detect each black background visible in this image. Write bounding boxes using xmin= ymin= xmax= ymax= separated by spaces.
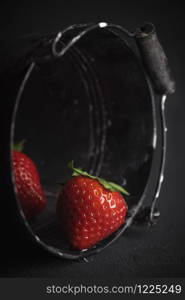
xmin=0 ymin=0 xmax=185 ymax=281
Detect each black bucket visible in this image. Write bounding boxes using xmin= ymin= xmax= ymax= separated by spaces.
xmin=0 ymin=22 xmax=175 ymax=259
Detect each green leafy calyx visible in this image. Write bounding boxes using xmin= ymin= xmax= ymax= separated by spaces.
xmin=13 ymin=140 xmax=26 ymax=152
xmin=68 ymin=161 xmax=129 ymax=196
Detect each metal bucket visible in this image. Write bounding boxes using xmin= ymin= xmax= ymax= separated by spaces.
xmin=0 ymin=22 xmax=175 ymax=259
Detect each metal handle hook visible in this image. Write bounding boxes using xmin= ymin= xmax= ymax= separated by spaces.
xmin=135 ymin=23 xmax=175 ymax=94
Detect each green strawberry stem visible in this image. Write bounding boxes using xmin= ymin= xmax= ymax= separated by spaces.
xmin=13 ymin=140 xmax=26 ymax=152
xmin=68 ymin=161 xmax=130 ymax=196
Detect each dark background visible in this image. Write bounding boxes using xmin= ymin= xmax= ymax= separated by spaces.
xmin=0 ymin=0 xmax=185 ymax=280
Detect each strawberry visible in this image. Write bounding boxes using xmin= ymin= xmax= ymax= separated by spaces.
xmin=12 ymin=141 xmax=46 ymax=220
xmin=57 ymin=162 xmax=129 ymax=250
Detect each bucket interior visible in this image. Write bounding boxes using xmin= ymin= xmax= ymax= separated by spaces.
xmin=13 ymin=28 xmax=154 ymax=256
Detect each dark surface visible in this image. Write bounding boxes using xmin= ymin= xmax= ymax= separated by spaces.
xmin=0 ymin=0 xmax=185 ymax=280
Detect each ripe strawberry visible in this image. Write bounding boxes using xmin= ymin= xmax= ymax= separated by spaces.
xmin=57 ymin=162 xmax=129 ymax=250
xmin=12 ymin=142 xmax=46 ymax=220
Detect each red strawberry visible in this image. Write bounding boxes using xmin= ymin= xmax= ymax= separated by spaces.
xmin=12 ymin=142 xmax=46 ymax=220
xmin=57 ymin=162 xmax=129 ymax=250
